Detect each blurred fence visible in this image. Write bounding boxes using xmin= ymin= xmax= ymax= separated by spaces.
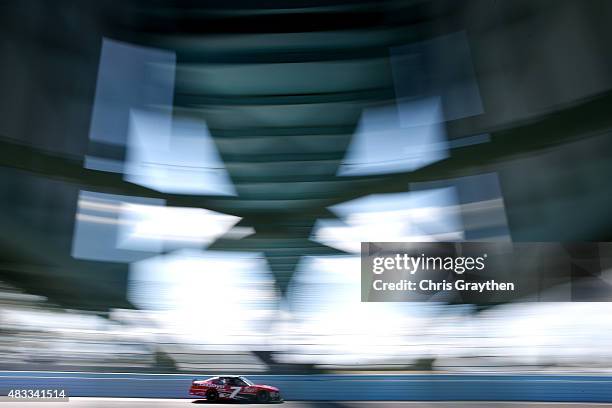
xmin=1 ymin=372 xmax=612 ymax=402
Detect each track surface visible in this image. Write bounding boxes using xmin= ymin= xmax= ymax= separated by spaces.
xmin=4 ymin=372 xmax=612 ymax=401
xmin=1 ymin=399 xmax=612 ymax=408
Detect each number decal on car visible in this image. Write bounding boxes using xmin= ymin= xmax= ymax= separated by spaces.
xmin=229 ymin=386 xmax=242 ymax=398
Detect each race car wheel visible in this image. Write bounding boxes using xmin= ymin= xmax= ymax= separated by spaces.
xmin=256 ymin=390 xmax=270 ymax=403
xmin=205 ymin=389 xmax=219 ymax=402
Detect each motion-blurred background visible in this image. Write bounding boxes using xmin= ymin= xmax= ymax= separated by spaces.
xmin=1 ymin=0 xmax=612 ymax=375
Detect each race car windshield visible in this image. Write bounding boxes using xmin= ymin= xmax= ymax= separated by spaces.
xmin=239 ymin=377 xmax=254 ymax=386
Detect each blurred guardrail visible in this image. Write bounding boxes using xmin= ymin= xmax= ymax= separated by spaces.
xmin=1 ymin=372 xmax=612 ymax=402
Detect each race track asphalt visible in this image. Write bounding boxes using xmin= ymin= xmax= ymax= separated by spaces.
xmin=1 ymin=399 xmax=612 ymax=408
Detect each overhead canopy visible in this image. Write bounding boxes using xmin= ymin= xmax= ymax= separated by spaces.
xmin=1 ymin=0 xmax=612 ymax=310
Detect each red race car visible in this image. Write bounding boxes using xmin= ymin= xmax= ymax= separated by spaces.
xmin=189 ymin=375 xmax=283 ymax=403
